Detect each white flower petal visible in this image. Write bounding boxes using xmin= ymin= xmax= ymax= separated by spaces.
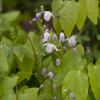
xmin=43 ymin=43 xmax=50 ymax=46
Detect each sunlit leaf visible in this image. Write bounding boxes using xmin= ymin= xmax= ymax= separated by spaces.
xmin=86 ymin=0 xmax=99 ymax=24
xmin=76 ymin=0 xmax=87 ymax=29
xmin=1 ymin=89 xmax=16 ymax=100
xmin=59 ymin=0 xmax=78 ymax=37
xmin=0 ymin=53 xmax=8 ymax=72
xmin=18 ymin=88 xmax=39 ymax=100
xmin=12 ymin=45 xmax=25 ymax=62
xmin=88 ymin=59 xmax=100 ymax=100
xmin=62 ymin=68 xmax=88 ymax=100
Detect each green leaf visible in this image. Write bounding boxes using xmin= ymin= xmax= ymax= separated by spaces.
xmin=54 ymin=44 xmax=86 ymax=87
xmin=76 ymin=0 xmax=87 ymax=29
xmin=52 ymin=0 xmax=63 ymax=34
xmin=0 ymin=53 xmax=8 ymax=72
xmin=32 ymin=32 xmax=45 ymax=56
xmin=1 ymin=37 xmax=15 ymax=75
xmin=16 ymin=52 xmax=34 ymax=73
xmin=43 ymin=93 xmax=53 ymax=100
xmin=3 ymin=76 xmax=19 ymax=92
xmin=18 ymin=88 xmax=39 ymax=100
xmin=12 ymin=45 xmax=25 ymax=62
xmin=16 ymin=71 xmax=33 ymax=84
xmin=88 ymin=59 xmax=100 ymax=100
xmin=59 ymin=0 xmax=78 ymax=37
xmin=1 ymin=89 xmax=16 ymax=100
xmin=86 ymin=0 xmax=99 ymax=24
xmin=62 ymin=68 xmax=88 ymax=100
xmin=87 ymin=95 xmax=91 ymax=100
xmin=0 ymin=10 xmax=21 ymax=22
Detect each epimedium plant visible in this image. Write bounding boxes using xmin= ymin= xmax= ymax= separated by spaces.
xmin=0 ymin=0 xmax=100 ymax=100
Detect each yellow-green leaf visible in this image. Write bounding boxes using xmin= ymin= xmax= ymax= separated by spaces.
xmin=88 ymin=59 xmax=100 ymax=100
xmin=0 ymin=53 xmax=8 ymax=72
xmin=0 ymin=10 xmax=21 ymax=22
xmin=59 ymin=0 xmax=78 ymax=37
xmin=86 ymin=0 xmax=99 ymax=24
xmin=76 ymin=0 xmax=87 ymax=29
xmin=62 ymin=68 xmax=88 ymax=100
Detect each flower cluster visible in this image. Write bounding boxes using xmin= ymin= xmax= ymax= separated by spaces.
xmin=32 ymin=5 xmax=78 ymax=72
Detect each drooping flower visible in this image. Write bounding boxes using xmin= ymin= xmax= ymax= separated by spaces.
xmin=59 ymin=32 xmax=65 ymax=42
xmin=43 ymin=43 xmax=60 ymax=54
xmin=44 ymin=11 xmax=55 ymax=21
xmin=36 ymin=13 xmax=41 ymax=20
xmin=42 ymin=32 xmax=51 ymax=42
xmin=65 ymin=35 xmax=77 ymax=47
xmin=55 ymin=58 xmax=60 ymax=66
xmin=48 ymin=72 xmax=53 ymax=79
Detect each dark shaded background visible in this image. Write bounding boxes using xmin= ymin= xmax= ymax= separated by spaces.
xmin=2 ymin=0 xmax=52 ymax=32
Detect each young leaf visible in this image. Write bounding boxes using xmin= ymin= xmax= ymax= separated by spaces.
xmin=62 ymin=68 xmax=88 ymax=100
xmin=59 ymin=0 xmax=78 ymax=37
xmin=18 ymin=88 xmax=39 ymax=100
xmin=12 ymin=45 xmax=25 ymax=62
xmin=88 ymin=59 xmax=100 ymax=100
xmin=86 ymin=0 xmax=99 ymax=25
xmin=0 ymin=53 xmax=8 ymax=72
xmin=76 ymin=0 xmax=87 ymax=30
xmin=1 ymin=89 xmax=16 ymax=100
xmin=52 ymin=0 xmax=63 ymax=34
xmin=3 ymin=76 xmax=19 ymax=92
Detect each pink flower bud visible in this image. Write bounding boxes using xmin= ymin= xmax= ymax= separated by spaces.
xmin=43 ymin=24 xmax=47 ymax=31
xmin=57 ymin=13 xmax=60 ymax=18
xmin=48 ymin=72 xmax=53 ymax=79
xmin=73 ymin=47 xmax=76 ymax=54
xmin=53 ymin=84 xmax=56 ymax=90
xmin=71 ymin=92 xmax=75 ymax=100
xmin=42 ymin=68 xmax=47 ymax=75
xmin=59 ymin=32 xmax=65 ymax=42
xmin=40 ymin=5 xmax=44 ymax=11
xmin=56 ymin=58 xmax=60 ymax=67
xmin=57 ymin=45 xmax=61 ymax=49
xmin=53 ymin=96 xmax=57 ymax=100
xmin=63 ymin=46 xmax=66 ymax=51
xmin=52 ymin=34 xmax=58 ymax=40
xmin=32 ymin=18 xmax=36 ymax=22
xmin=36 ymin=13 xmax=41 ymax=20
xmin=39 ymin=84 xmax=44 ymax=90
